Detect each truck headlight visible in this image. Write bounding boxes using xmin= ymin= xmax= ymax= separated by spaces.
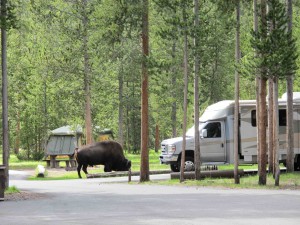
xmin=168 ymin=145 xmax=176 ymax=154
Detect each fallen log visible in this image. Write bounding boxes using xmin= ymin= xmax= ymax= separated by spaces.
xmin=86 ymin=169 xmax=171 ymax=179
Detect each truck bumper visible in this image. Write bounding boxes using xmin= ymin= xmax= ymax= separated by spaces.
xmin=159 ymin=154 xmax=179 ymax=164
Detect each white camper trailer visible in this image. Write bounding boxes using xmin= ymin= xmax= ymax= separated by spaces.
xmin=159 ymin=93 xmax=300 ymax=172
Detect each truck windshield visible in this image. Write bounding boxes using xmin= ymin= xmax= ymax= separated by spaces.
xmin=186 ymin=122 xmax=205 ymax=137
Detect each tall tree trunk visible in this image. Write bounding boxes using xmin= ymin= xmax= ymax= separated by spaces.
xmin=140 ymin=0 xmax=150 ymax=182
xmin=118 ymin=63 xmax=124 ymax=146
xmin=1 ymin=0 xmax=9 ymax=189
xmin=82 ymin=0 xmax=93 ymax=145
xmin=258 ymin=0 xmax=267 ymax=186
xmin=268 ymin=3 xmax=274 ymax=175
xmin=234 ymin=0 xmax=241 ymax=185
xmin=155 ymin=124 xmax=160 ymax=152
xmin=126 ymin=81 xmax=131 ymax=152
xmin=14 ymin=110 xmax=20 ymax=154
xmin=194 ymin=0 xmax=201 ymax=180
xmin=171 ymin=42 xmax=177 ymax=138
xmin=253 ymin=0 xmax=260 ymax=178
xmin=273 ymin=77 xmax=280 ymax=186
xmin=268 ymin=78 xmax=274 ymax=174
xmin=286 ymin=0 xmax=294 ymax=172
xmin=259 ymin=77 xmax=267 ymax=185
xmin=180 ymin=6 xmax=189 ymax=183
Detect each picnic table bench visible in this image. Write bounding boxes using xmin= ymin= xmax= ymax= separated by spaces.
xmin=43 ymin=155 xmax=77 ymax=171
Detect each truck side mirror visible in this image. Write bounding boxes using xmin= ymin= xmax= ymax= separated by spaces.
xmin=201 ymin=129 xmax=207 ymax=138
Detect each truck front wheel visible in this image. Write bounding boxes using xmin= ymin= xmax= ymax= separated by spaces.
xmin=173 ymin=156 xmax=195 ymax=172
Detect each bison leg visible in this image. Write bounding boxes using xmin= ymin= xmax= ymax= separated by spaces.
xmin=82 ymin=164 xmax=89 ymax=175
xmin=77 ymin=163 xmax=83 ymax=179
xmin=104 ymin=164 xmax=112 ymax=172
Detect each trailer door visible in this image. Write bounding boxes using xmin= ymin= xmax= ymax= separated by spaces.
xmin=201 ymin=121 xmax=226 ymax=162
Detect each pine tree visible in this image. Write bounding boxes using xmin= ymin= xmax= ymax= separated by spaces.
xmin=250 ymin=0 xmax=298 ymax=185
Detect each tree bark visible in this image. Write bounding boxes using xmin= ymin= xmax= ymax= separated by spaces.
xmin=1 ymin=0 xmax=9 ymax=189
xmin=259 ymin=77 xmax=267 ymax=185
xmin=118 ymin=62 xmax=124 ymax=147
xmin=273 ymin=77 xmax=280 ymax=186
xmin=268 ymin=78 xmax=274 ymax=174
xmin=171 ymin=42 xmax=177 ymax=138
xmin=286 ymin=0 xmax=294 ymax=172
xmin=155 ymin=124 xmax=160 ymax=152
xmin=258 ymin=0 xmax=267 ymax=186
xmin=82 ymin=0 xmax=93 ymax=145
xmin=180 ymin=5 xmax=189 ymax=183
xmin=234 ymin=0 xmax=241 ymax=185
xmin=140 ymin=0 xmax=150 ymax=182
xmin=267 ymin=2 xmax=274 ymax=175
xmin=253 ymin=0 xmax=260 ymax=180
xmin=194 ymin=0 xmax=201 ymax=181
xmin=14 ymin=110 xmax=20 ymax=154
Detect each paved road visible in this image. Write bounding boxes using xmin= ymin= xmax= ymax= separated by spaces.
xmin=1 ymin=171 xmax=300 ymax=225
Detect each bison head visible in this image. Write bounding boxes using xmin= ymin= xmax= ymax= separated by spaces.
xmin=126 ymin=160 xmax=131 ymax=170
xmin=120 ymin=159 xmax=131 ymax=171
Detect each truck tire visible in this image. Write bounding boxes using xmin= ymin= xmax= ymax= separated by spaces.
xmin=184 ymin=156 xmax=195 ymax=171
xmin=175 ymin=156 xmax=195 ymax=172
xmin=170 ymin=163 xmax=180 ymax=172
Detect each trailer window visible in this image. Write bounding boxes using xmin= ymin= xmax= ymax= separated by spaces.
xmin=251 ymin=109 xmax=287 ymax=127
xmin=251 ymin=110 xmax=256 ymax=127
xmin=279 ymin=109 xmax=286 ymax=126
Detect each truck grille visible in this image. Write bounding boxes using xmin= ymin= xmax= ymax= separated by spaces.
xmin=161 ymin=144 xmax=167 ymax=155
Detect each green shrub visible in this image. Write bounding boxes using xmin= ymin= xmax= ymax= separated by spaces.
xmin=16 ymin=149 xmax=30 ymax=160
xmin=16 ymin=149 xmax=44 ymax=161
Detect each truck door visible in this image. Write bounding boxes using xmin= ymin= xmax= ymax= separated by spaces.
xmin=200 ymin=121 xmax=226 ymax=162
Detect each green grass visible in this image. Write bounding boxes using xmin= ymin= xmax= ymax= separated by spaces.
xmin=141 ymin=172 xmax=300 ymax=190
xmin=125 ymin=150 xmax=169 ymax=171
xmin=3 ymin=154 xmax=48 ymax=169
xmin=5 ymin=185 xmax=20 ymax=194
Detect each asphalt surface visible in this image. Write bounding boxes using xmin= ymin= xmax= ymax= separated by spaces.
xmin=1 ymin=170 xmax=300 ymax=225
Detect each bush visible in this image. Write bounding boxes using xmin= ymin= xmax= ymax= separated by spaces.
xmin=32 ymin=151 xmax=44 ymax=161
xmin=16 ymin=149 xmax=30 ymax=160
xmin=16 ymin=149 xmax=44 ymax=161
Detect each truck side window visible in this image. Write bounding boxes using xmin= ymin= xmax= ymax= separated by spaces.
xmin=205 ymin=122 xmax=221 ymax=138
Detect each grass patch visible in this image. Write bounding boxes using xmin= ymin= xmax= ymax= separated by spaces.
xmin=149 ymin=172 xmax=300 ymax=190
xmin=5 ymin=185 xmax=20 ymax=194
xmin=3 ymin=154 xmax=48 ymax=170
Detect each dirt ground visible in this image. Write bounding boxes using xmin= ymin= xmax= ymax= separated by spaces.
xmin=4 ymin=167 xmax=78 ymax=201
xmin=4 ymin=191 xmax=49 ymax=201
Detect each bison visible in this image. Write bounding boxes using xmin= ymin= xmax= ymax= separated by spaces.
xmin=75 ymin=141 xmax=131 ymax=178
